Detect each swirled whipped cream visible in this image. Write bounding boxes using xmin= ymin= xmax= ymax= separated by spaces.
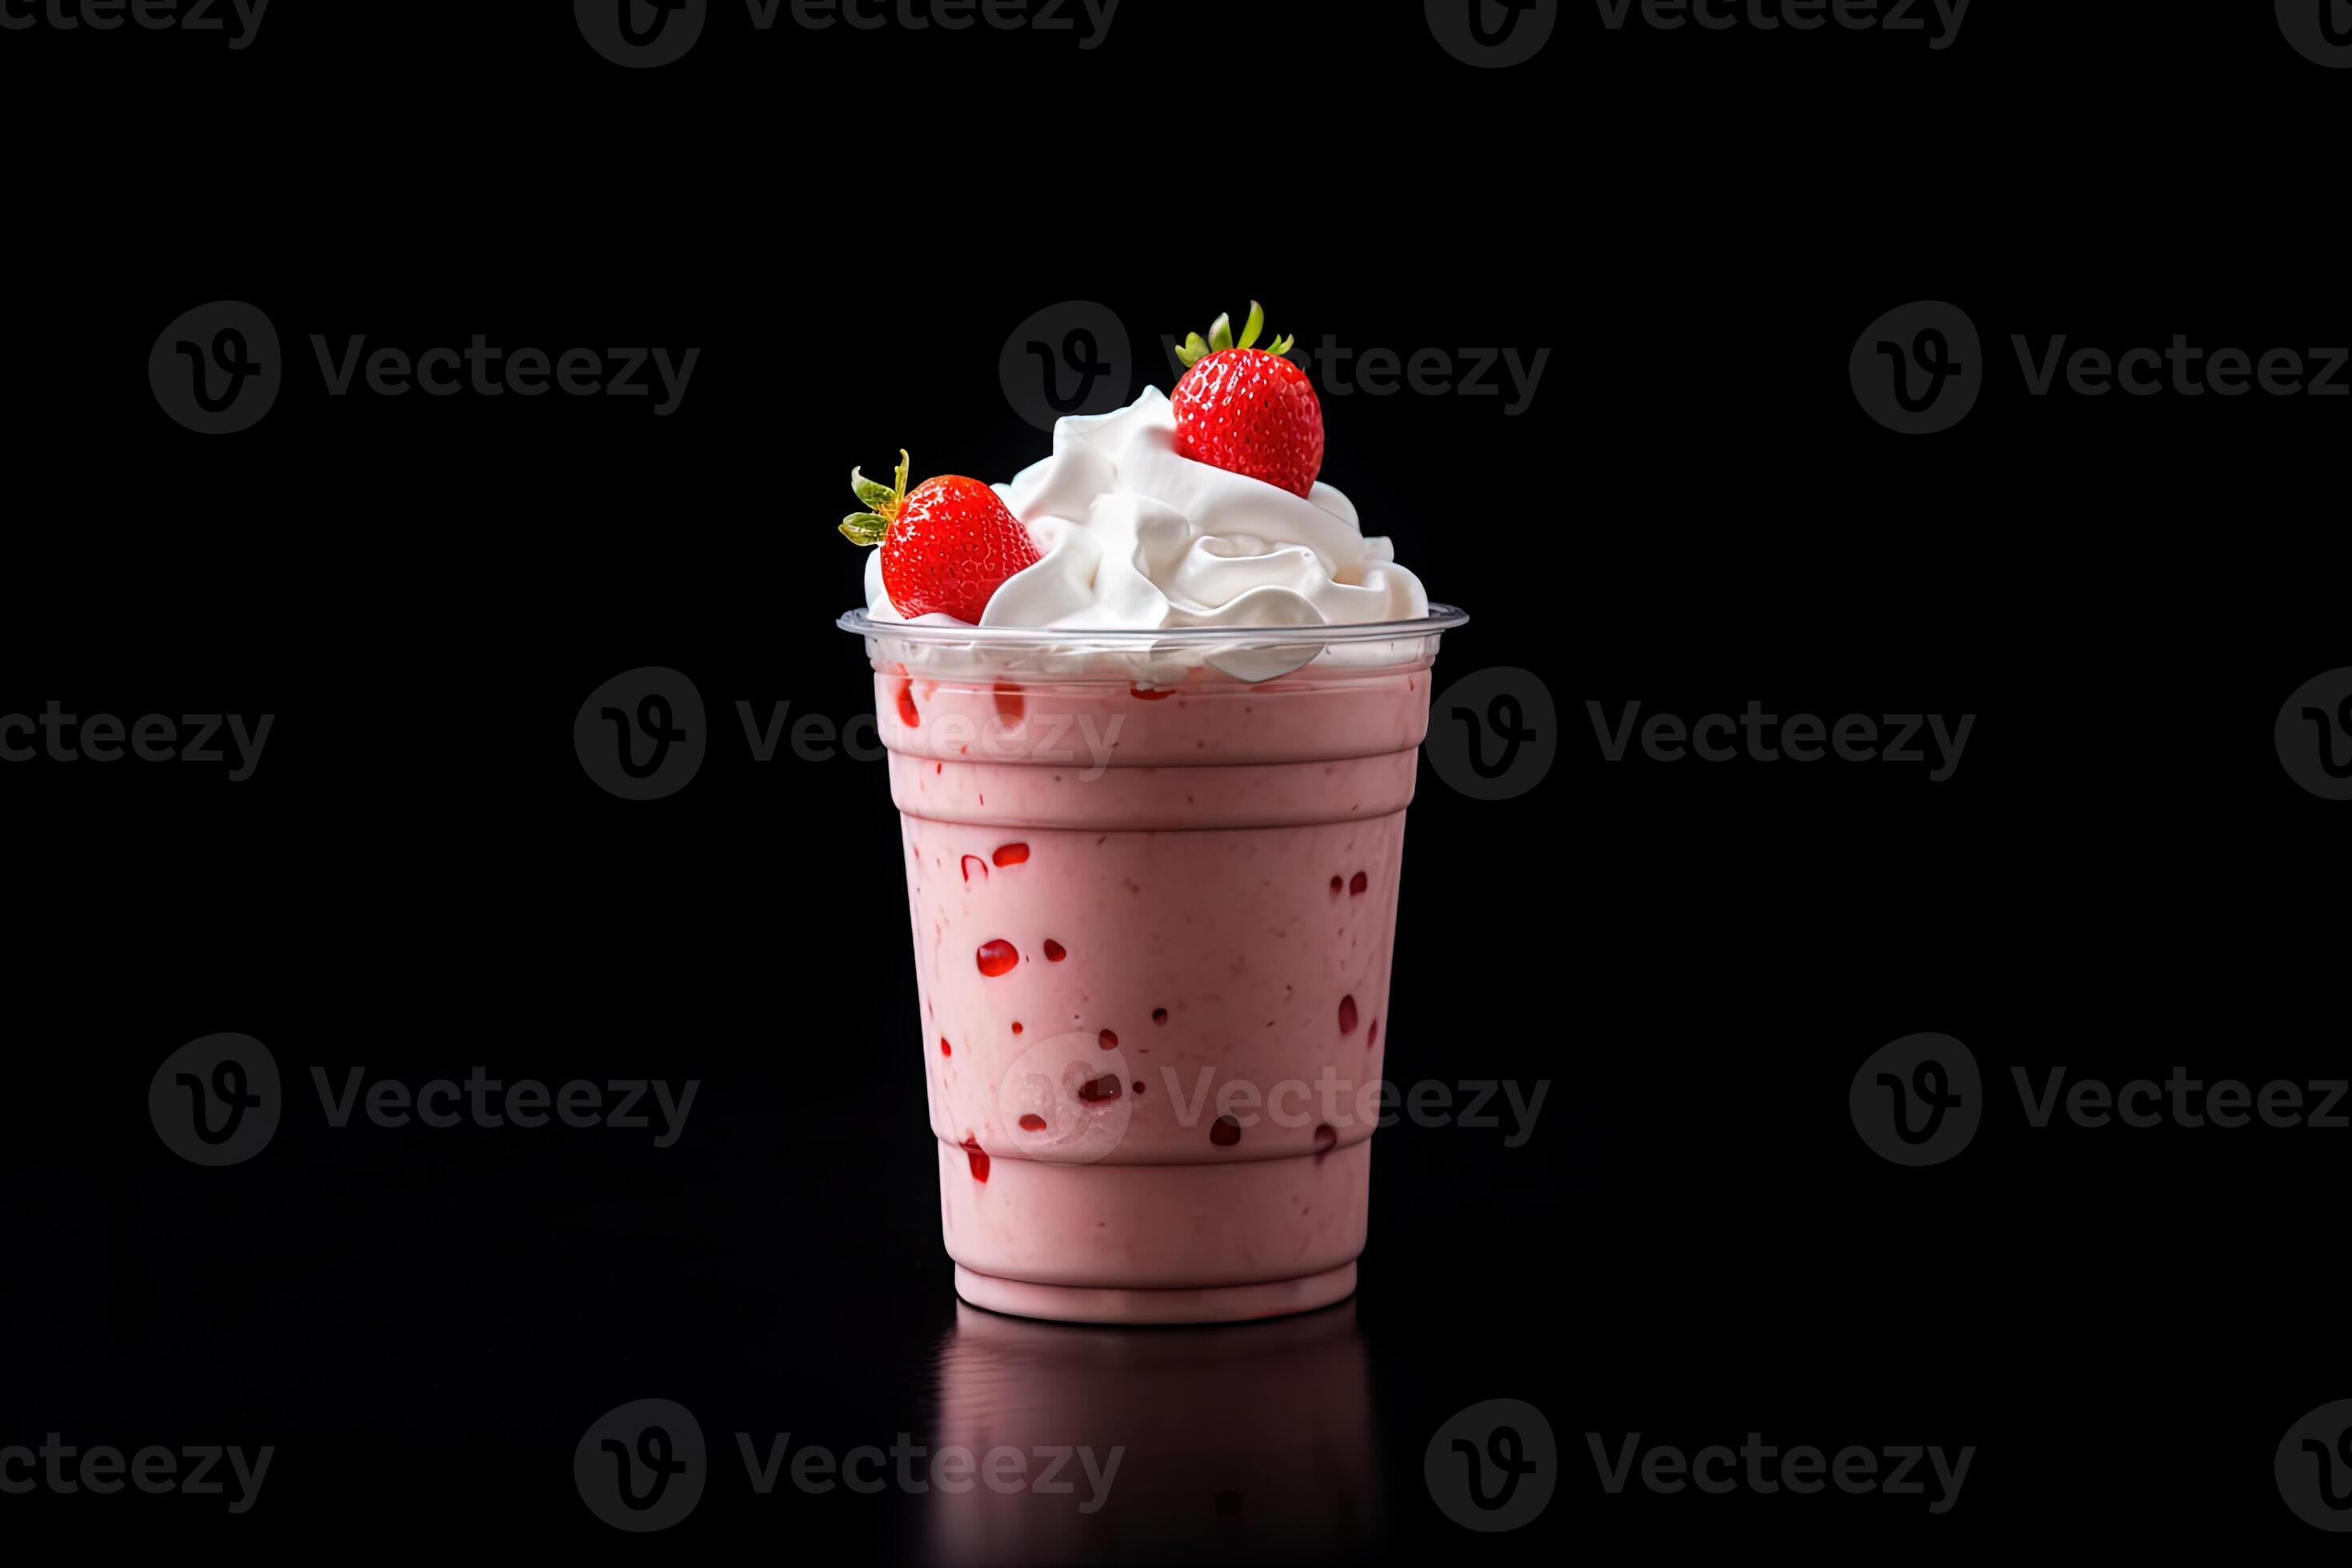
xmin=862 ymin=387 xmax=1428 ymax=637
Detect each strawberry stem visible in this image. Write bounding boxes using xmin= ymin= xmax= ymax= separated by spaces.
xmin=840 ymin=449 xmax=912 ymax=547
xmin=1174 ymin=302 xmax=1295 ymax=368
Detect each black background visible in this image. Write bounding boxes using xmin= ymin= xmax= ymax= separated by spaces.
xmin=2 ymin=0 xmax=2346 ymax=1558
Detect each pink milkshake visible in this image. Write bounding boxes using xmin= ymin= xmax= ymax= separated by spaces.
xmin=836 ymin=306 xmax=1458 ymax=1322
xmin=845 ymin=614 xmax=1463 ymax=1323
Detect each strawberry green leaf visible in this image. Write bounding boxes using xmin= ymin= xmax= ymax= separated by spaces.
xmin=838 ymin=511 xmax=890 ymax=546
xmin=851 ymin=469 xmax=898 ymax=512
xmin=1178 ymin=332 xmax=1210 ymax=369
xmin=894 ymin=449 xmax=911 ymax=497
xmin=1207 ymin=313 xmax=1233 ymax=352
xmin=1268 ymin=332 xmax=1295 ymax=358
xmin=1238 ymin=301 xmax=1264 ymax=350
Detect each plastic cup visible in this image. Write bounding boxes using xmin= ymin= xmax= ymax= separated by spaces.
xmin=841 ymin=607 xmax=1467 ymax=1324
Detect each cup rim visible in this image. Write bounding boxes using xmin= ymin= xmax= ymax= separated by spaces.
xmin=837 ymin=603 xmax=1469 ymax=649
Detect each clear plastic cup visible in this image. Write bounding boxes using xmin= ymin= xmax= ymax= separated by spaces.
xmin=841 ymin=606 xmax=1468 ymax=1324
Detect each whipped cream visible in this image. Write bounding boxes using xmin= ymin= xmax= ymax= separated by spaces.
xmin=863 ymin=388 xmax=1428 ymax=642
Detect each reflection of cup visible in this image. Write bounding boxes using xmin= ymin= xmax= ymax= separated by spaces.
xmin=844 ymin=610 xmax=1466 ymax=1323
xmin=926 ymin=1300 xmax=1377 ymax=1563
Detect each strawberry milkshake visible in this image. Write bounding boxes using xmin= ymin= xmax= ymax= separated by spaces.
xmin=839 ymin=304 xmax=1465 ymax=1324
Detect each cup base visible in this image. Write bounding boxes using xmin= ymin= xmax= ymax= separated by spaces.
xmin=951 ymin=1262 xmax=1358 ymax=1326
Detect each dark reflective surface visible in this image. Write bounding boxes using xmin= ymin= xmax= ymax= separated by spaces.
xmin=923 ymin=1301 xmax=1378 ymax=1565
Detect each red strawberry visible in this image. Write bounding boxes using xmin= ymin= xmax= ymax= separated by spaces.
xmin=838 ymin=450 xmax=1042 ymax=622
xmin=1170 ymin=302 xmax=1324 ymax=497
